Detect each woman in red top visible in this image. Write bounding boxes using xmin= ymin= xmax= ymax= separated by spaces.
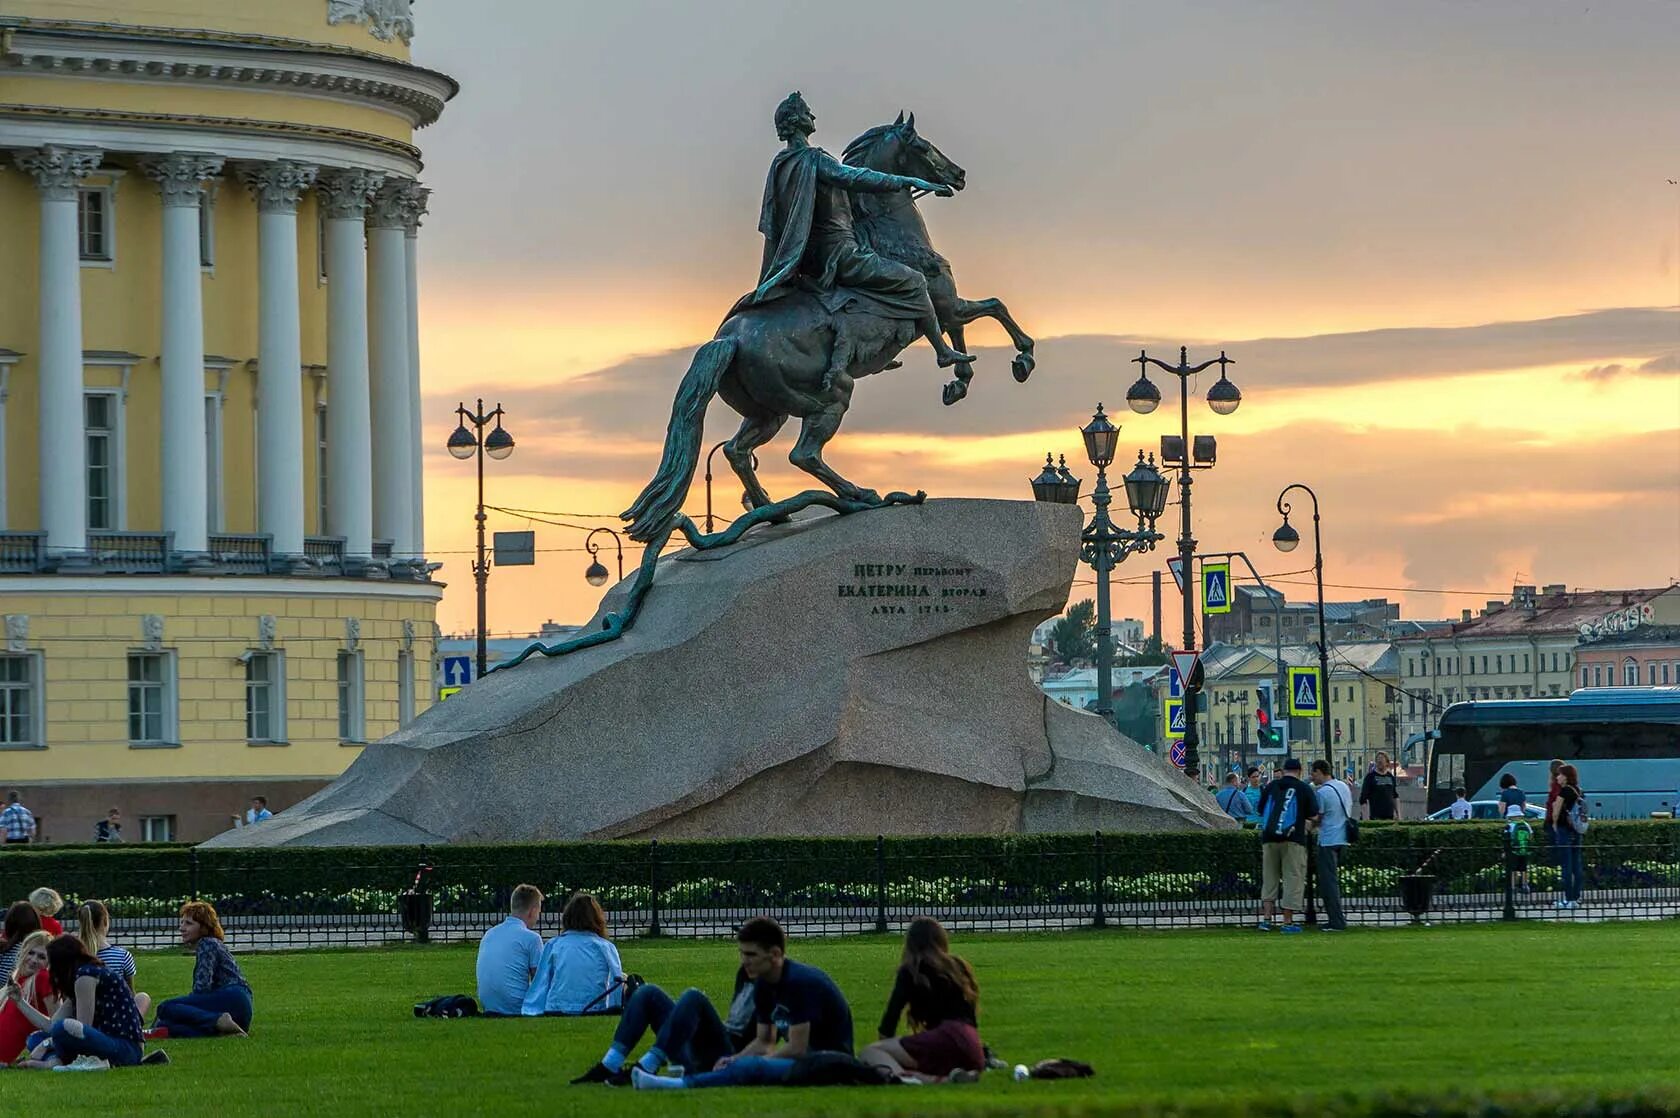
xmin=0 ymin=931 xmax=55 ymax=1064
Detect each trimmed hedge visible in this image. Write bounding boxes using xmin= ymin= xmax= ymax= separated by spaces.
xmin=2 ymin=820 xmax=1676 ymax=920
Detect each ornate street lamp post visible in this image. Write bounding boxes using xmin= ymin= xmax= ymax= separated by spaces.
xmin=1273 ymin=483 xmax=1332 ymax=767
xmin=1125 ymin=347 xmax=1241 ymax=779
xmin=1032 ymin=404 xmax=1169 ymax=727
xmin=584 ymin=526 xmax=625 ymax=587
xmin=446 ymin=399 xmax=514 ymax=678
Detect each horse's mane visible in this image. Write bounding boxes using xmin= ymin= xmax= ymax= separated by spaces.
xmin=841 ymin=123 xmax=897 ymax=167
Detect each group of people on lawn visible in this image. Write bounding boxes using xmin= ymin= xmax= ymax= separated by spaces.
xmin=476 ymin=885 xmax=986 ymax=1089
xmin=0 ymin=887 xmax=253 ymax=1069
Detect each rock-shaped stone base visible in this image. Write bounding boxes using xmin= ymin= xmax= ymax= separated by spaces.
xmin=205 ymin=499 xmax=1232 ymax=847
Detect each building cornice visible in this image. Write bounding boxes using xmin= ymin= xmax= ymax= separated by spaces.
xmin=0 ymin=20 xmax=456 ymax=128
xmin=0 ymin=104 xmax=421 ymax=175
xmin=0 ymin=575 xmax=443 ymax=602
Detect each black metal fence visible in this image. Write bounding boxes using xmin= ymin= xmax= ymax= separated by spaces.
xmin=5 ymin=828 xmax=1676 ymax=951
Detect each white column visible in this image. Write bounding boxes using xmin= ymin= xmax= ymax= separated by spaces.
xmin=16 ymin=145 xmax=102 ymax=558
xmin=366 ymin=180 xmax=418 ymax=562
xmin=238 ymin=160 xmax=318 ymax=557
xmin=316 ymin=168 xmax=383 ymax=564
xmin=402 ymin=186 xmax=429 ymax=561
xmin=142 ymin=152 xmax=223 ymax=555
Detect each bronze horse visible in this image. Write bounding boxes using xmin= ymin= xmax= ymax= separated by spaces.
xmin=623 ymin=114 xmax=1035 ymax=543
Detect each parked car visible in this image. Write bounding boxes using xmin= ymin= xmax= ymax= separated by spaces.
xmin=1423 ymin=801 xmax=1546 ymax=822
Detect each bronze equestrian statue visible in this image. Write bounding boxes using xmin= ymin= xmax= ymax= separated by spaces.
xmin=624 ymin=91 xmax=1036 ymax=543
xmin=502 ymin=93 xmax=1036 ymax=669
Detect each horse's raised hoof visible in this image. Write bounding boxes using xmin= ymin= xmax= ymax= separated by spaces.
xmin=883 ymin=359 xmax=903 ymax=371
xmin=942 ymin=378 xmax=969 ymax=406
xmin=1012 ymin=352 xmax=1035 ymax=383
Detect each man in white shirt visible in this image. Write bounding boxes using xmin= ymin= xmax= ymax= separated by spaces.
xmin=476 ymin=884 xmax=545 ymax=1015
xmin=1449 ymin=788 xmax=1473 ymax=821
xmin=1309 ymin=761 xmax=1352 ymax=931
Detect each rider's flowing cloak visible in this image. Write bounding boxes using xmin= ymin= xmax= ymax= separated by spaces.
xmin=725 ymin=146 xmax=926 ymax=324
xmin=737 ymin=145 xmax=828 ymax=311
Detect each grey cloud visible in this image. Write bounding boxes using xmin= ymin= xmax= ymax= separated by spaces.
xmin=423 ymin=307 xmax=1680 ymax=444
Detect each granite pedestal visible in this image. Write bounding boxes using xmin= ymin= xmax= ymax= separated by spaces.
xmin=205 ymin=498 xmax=1232 ymax=847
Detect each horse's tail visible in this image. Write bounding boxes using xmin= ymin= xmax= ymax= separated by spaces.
xmin=621 ymin=337 xmax=737 ymax=542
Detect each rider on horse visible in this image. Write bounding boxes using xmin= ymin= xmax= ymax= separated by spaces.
xmin=731 ymin=92 xmax=977 ymax=379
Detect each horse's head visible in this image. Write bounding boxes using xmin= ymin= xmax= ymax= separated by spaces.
xmin=845 ymin=111 xmax=966 ymax=192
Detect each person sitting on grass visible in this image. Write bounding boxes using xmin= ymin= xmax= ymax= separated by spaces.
xmin=28 ymin=889 xmax=64 ymax=936
xmin=148 ymin=901 xmax=252 ymax=1039
xmin=0 ymin=901 xmax=43 ymax=983
xmin=860 ymin=916 xmax=984 ymax=1083
xmin=631 ymin=916 xmax=854 ymax=1090
xmin=76 ymin=900 xmax=149 ymax=1018
xmin=475 ymin=884 xmax=544 ymax=1016
xmin=523 ymin=892 xmax=625 ymax=1016
xmin=572 ymin=955 xmax=758 ymax=1085
xmin=15 ymin=935 xmax=152 ymax=1069
xmin=0 ymin=930 xmax=55 ymax=1064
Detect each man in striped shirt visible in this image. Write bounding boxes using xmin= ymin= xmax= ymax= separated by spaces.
xmin=2 ymin=790 xmax=36 ymax=844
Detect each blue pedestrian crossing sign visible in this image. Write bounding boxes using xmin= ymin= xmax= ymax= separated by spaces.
xmin=1288 ymin=666 xmax=1322 ymax=718
xmin=442 ymin=655 xmax=473 ymax=688
xmin=1162 ymin=698 xmax=1186 ymax=738
xmin=1201 ymin=561 xmax=1231 ymax=615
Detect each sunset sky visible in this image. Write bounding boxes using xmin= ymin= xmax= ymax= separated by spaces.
xmin=409 ymin=1 xmax=1680 ymax=638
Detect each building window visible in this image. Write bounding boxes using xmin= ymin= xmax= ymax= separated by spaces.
xmin=205 ymin=393 xmax=224 ymax=531
xmin=126 ymin=652 xmax=174 ymax=745
xmin=1663 ymin=663 xmax=1672 ymax=685
xmin=139 ymin=815 xmax=175 ymax=843
xmin=1482 ymin=656 xmax=1489 ymax=674
xmin=1406 ymin=658 xmax=1414 ymax=677
xmin=1523 ymin=654 xmax=1530 ymax=672
xmin=1624 ymin=658 xmax=1639 ymax=687
xmin=0 ymin=654 xmax=41 ymax=748
xmin=77 ymin=184 xmax=114 ymax=262
xmin=1495 ymin=655 xmax=1503 ymax=674
xmin=198 ymin=187 xmax=215 ymax=267
xmin=245 ymin=652 xmax=285 ymax=743
xmin=397 ymin=650 xmax=415 ymax=727
xmin=337 ymin=650 xmax=364 ymax=743
xmin=1348 ymin=718 xmax=1357 ymax=743
xmin=1581 ymin=666 xmax=1590 ymax=689
xmin=86 ymin=392 xmax=118 ymax=531
xmin=1592 ymin=664 xmax=1603 ymax=689
xmin=315 ymin=404 xmax=329 ymax=534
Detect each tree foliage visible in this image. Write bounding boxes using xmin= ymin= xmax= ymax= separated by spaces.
xmin=1049 ymin=599 xmax=1096 ymax=663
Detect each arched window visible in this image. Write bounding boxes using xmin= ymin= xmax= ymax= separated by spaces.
xmin=1623 ymin=658 xmax=1639 ymax=687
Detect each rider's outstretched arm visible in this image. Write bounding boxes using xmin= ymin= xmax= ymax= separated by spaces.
xmin=815 ymin=154 xmax=915 ymax=195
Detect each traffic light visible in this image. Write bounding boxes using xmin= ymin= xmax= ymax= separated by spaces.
xmin=1256 ymin=682 xmax=1282 ymax=750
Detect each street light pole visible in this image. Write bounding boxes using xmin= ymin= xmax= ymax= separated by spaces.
xmin=447 ymin=399 xmax=514 ymax=678
xmin=1273 ymin=483 xmax=1332 ymax=768
xmin=1127 ymin=347 xmax=1241 ymax=780
xmin=1032 ymin=412 xmax=1169 ymax=730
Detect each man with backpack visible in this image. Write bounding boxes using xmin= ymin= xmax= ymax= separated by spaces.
xmin=1256 ymin=757 xmax=1320 ymax=934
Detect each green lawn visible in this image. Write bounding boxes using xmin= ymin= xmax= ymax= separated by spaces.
xmin=5 ymin=923 xmax=1679 ymax=1116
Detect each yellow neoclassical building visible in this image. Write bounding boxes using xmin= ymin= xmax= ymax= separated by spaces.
xmin=0 ymin=1 xmax=455 ymax=841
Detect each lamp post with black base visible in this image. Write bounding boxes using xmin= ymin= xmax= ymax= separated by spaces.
xmin=446 ymin=399 xmax=514 ymax=678
xmin=1032 ymin=405 xmax=1169 ymax=728
xmin=1272 ymin=483 xmax=1332 ymax=768
xmin=1125 ymin=347 xmax=1242 ymax=780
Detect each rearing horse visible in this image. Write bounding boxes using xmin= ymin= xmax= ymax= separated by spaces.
xmin=623 ymin=114 xmax=1036 ymax=544
xmin=845 ymin=112 xmax=1036 ymax=405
